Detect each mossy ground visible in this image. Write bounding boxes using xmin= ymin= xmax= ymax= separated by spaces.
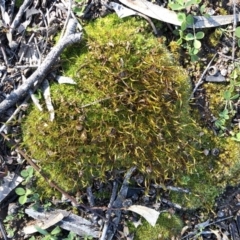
xmin=129 ymin=212 xmax=183 ymax=240
xmin=22 ymin=14 xmax=240 ymax=213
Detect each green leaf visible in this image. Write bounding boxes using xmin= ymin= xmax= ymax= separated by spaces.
xmin=236 ymin=132 xmax=240 ymax=139
xmin=28 ymin=166 xmax=34 ymax=176
xmin=25 ymin=188 xmax=33 ymax=196
xmin=185 ymin=33 xmax=194 ymax=41
xmin=238 ymin=39 xmax=240 ymax=47
xmin=223 ymin=90 xmax=232 ymax=100
xmin=192 ymin=48 xmax=200 ymax=55
xmin=231 ymin=132 xmax=240 ymax=142
xmin=231 ymin=69 xmax=238 ymax=79
xmin=177 ymin=13 xmax=186 ymax=23
xmin=195 ymin=31 xmax=205 ymax=39
xmin=51 ymin=226 xmax=61 ymax=235
xmin=215 ymin=119 xmax=226 ymax=128
xmin=19 ymin=195 xmax=27 ymax=205
xmin=193 ymin=39 xmax=201 ymax=49
xmin=186 ymin=15 xmax=194 ymax=25
xmin=235 ymin=26 xmax=240 ymax=38
xmin=190 ymin=54 xmax=199 ymax=62
xmin=21 ymin=170 xmax=29 ymax=178
xmin=179 ymin=30 xmax=184 ymax=38
xmin=168 ymin=3 xmax=185 ymax=10
xmin=219 ymin=108 xmax=228 ymax=116
xmin=181 ymin=21 xmax=187 ymax=31
xmin=177 ymin=38 xmax=183 ymax=45
xmin=230 ymin=93 xmax=240 ymax=100
xmin=185 ymin=0 xmax=198 ymax=7
xmin=15 ymin=187 xmax=26 ymax=195
xmin=35 ymin=226 xmax=49 ymax=235
xmin=200 ymin=4 xmax=206 ymax=14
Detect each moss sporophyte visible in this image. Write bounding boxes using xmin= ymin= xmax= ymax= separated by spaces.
xmin=22 ymin=14 xmax=240 ymax=210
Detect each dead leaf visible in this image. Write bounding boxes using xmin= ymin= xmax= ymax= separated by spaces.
xmin=127 ymin=205 xmax=159 ymax=227
xmin=56 ymin=75 xmax=76 ymax=84
xmin=210 ymin=229 xmax=223 ymax=240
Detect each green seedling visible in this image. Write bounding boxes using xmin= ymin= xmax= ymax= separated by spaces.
xmin=231 ymin=132 xmax=240 ymax=142
xmin=168 ymin=0 xmax=200 ymax=11
xmin=72 ymin=0 xmax=85 ymax=17
xmin=15 ymin=187 xmax=33 ymax=204
xmin=169 ymin=1 xmax=205 ymax=61
xmin=3 ymin=215 xmax=16 ymax=238
xmin=34 ymin=226 xmax=61 ymax=240
xmin=63 ymin=231 xmax=80 ymax=240
xmin=214 ymin=109 xmax=229 ymax=130
xmin=21 ymin=166 xmax=34 ymax=184
xmin=223 ymin=88 xmax=239 ymax=112
xmin=184 ymin=30 xmax=205 ymax=61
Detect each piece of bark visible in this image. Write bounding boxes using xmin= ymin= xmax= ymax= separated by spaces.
xmin=23 ymin=212 xmax=65 ymax=234
xmin=118 ymin=0 xmax=240 ymax=28
xmin=25 ymin=208 xmax=100 ymax=238
xmin=0 ymin=172 xmax=23 ymax=203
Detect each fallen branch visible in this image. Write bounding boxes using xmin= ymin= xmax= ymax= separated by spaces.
xmin=0 ymin=19 xmax=82 ymax=114
xmin=100 ymin=167 xmax=136 ymax=240
xmin=119 ymin=0 xmax=240 ymax=28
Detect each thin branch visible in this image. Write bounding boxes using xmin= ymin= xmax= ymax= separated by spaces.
xmin=60 ymin=0 xmax=72 ymax=39
xmin=0 ymin=19 xmax=82 ymax=114
xmin=0 ymin=219 xmax=8 ymax=240
xmin=189 ymin=52 xmax=217 ymax=100
xmin=10 ymin=0 xmax=32 ymax=32
xmin=232 ymin=0 xmax=237 ymax=62
xmin=100 ymin=181 xmax=118 ymax=240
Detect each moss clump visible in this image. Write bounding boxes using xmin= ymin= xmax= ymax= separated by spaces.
xmin=131 ymin=212 xmax=183 ymax=240
xmin=208 ymin=28 xmax=223 ymax=47
xmin=22 ymin=14 xmax=240 ymax=208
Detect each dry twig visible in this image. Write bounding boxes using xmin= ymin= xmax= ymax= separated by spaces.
xmin=0 ymin=19 xmax=82 ymax=114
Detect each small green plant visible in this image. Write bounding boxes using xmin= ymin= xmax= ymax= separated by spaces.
xmin=15 ymin=167 xmax=40 ymax=204
xmin=231 ymin=132 xmax=240 ymax=142
xmin=3 ymin=215 xmax=16 ymax=238
xmin=168 ymin=0 xmax=200 ymax=11
xmin=214 ymin=109 xmax=229 ymax=131
xmin=72 ymin=0 xmax=85 ymax=17
xmin=34 ymin=226 xmax=61 ymax=240
xmin=15 ymin=187 xmax=34 ymax=204
xmin=3 ymin=208 xmax=25 ymax=238
xmin=131 ymin=212 xmax=183 ymax=240
xmin=83 ymin=235 xmax=93 ymax=240
xmin=21 ymin=166 xmax=34 ymax=184
xmin=168 ymin=0 xmax=205 ymax=61
xmin=63 ymin=231 xmax=80 ymax=240
xmin=214 ymin=68 xmax=240 ymax=137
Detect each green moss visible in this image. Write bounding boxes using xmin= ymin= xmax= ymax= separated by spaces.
xmin=208 ymin=28 xmax=223 ymax=47
xmin=22 ymin=14 xmax=240 ymax=209
xmin=15 ymin=0 xmax=24 ymax=8
xmin=131 ymin=212 xmax=183 ymax=240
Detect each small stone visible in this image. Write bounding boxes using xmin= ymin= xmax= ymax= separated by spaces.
xmin=217 ymin=210 xmax=225 ymax=218
xmin=205 ymin=72 xmax=226 ymax=82
xmin=208 ymin=66 xmax=218 ymax=75
xmin=97 ymin=219 xmax=103 ymax=227
xmin=222 ymin=46 xmax=229 ymax=54
xmin=220 ymin=69 xmax=228 ymax=76
xmin=142 ymin=195 xmax=150 ymax=204
xmin=203 ymin=149 xmax=209 ymax=156
xmin=122 ymin=199 xmax=133 ymax=208
xmin=211 ymin=148 xmax=220 ymax=156
xmin=131 ymin=193 xmax=139 ymax=201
